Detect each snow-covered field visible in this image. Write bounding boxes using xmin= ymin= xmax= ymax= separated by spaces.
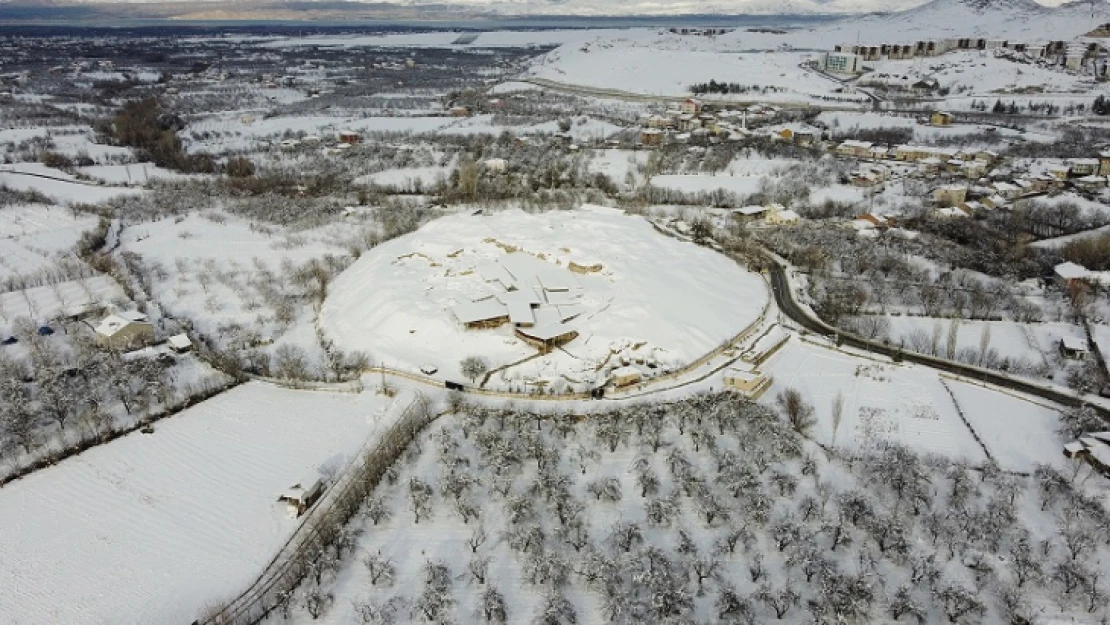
xmin=119 ymin=211 xmax=358 ymax=358
xmin=945 ymin=378 xmax=1065 ymax=473
xmin=880 ymin=316 xmax=1082 ymax=369
xmin=0 ymin=382 xmax=396 ymax=625
xmin=0 ymin=165 xmax=143 ymax=205
xmin=0 ymin=275 xmax=125 ymax=328
xmin=320 ymin=206 xmax=768 ymax=388
xmin=761 ymin=340 xmax=988 ymax=463
xmin=530 ymin=41 xmax=864 ymax=105
xmin=0 ymin=203 xmax=99 ymax=281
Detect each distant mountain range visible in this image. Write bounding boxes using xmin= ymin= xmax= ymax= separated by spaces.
xmin=0 ymin=0 xmax=1105 ymax=24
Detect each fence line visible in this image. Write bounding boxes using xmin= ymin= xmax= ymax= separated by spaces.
xmin=196 ymin=391 xmax=435 ymax=625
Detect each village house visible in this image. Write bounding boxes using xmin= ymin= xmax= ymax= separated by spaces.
xmin=1063 ymin=432 xmax=1110 ymax=477
xmin=930 ymin=111 xmax=954 ymax=126
xmin=732 ymin=206 xmax=768 ymax=221
xmin=640 ymin=128 xmax=664 ymax=146
xmin=1054 ymin=261 xmax=1110 ymax=289
xmin=449 ymin=105 xmax=471 ymax=117
xmin=765 ymin=206 xmax=801 ymax=225
xmin=680 ymin=98 xmax=702 ymax=116
xmin=1048 ymin=165 xmax=1072 ymax=181
xmin=1074 ymin=175 xmax=1107 ymax=193
xmin=483 ymin=158 xmax=508 ymax=173
xmin=94 ymin=311 xmax=155 ymax=351
xmin=1098 ymin=151 xmax=1110 ymax=176
xmin=1068 ymin=158 xmax=1099 ymax=177
xmin=337 ymin=130 xmax=360 ymax=144
xmin=167 ymin=333 xmax=193 ymax=353
xmin=933 ymin=184 xmax=967 ymax=207
xmin=1059 ymin=336 xmax=1090 ymax=360
xmin=990 ymin=181 xmax=1023 ymax=199
xmin=836 ymin=140 xmax=873 ymax=158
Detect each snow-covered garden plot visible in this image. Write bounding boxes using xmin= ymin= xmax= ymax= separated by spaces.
xmin=587 ymin=149 xmax=649 ymax=190
xmin=0 ymin=275 xmax=125 ymax=327
xmin=272 ymin=393 xmax=1110 ymax=625
xmin=649 ymin=157 xmax=804 ymax=199
xmin=0 ymin=167 xmax=143 ymax=205
xmin=319 ymin=207 xmax=767 ymax=390
xmin=879 ymin=317 xmax=1078 ymax=368
xmin=944 ymin=379 xmax=1064 ymax=473
xmin=77 ymin=163 xmax=192 ymax=185
xmin=0 ymin=382 xmax=395 ymax=625
xmin=0 ymin=126 xmax=132 ymax=162
xmin=760 ymin=340 xmax=988 ymax=464
xmin=354 ymin=166 xmax=452 ymax=193
xmin=0 ymin=203 xmax=99 ymax=282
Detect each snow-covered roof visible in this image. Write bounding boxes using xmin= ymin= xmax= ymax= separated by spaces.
xmin=517 ymin=322 xmax=575 ymax=341
xmin=451 ymin=298 xmax=508 ymax=324
xmin=724 ymin=368 xmax=763 ymax=383
xmin=118 ymin=310 xmax=148 ymax=322
xmin=611 ymin=365 xmax=642 ymax=378
xmin=1055 ymin=261 xmax=1092 ymax=280
xmin=734 ymin=205 xmax=767 ymax=215
xmin=1060 ymin=336 xmax=1088 ymax=352
xmin=167 ymin=333 xmax=192 ymax=350
xmin=95 ymin=314 xmax=150 ymax=338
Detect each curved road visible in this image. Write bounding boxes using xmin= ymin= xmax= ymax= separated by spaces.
xmin=764 ymin=257 xmax=1110 ymax=418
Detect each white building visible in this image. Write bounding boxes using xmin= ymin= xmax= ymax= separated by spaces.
xmin=823 ymin=52 xmax=862 ymax=74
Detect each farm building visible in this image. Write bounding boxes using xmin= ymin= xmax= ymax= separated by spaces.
xmin=1063 ymin=432 xmax=1110 ymax=476
xmin=1059 ymin=336 xmax=1089 ymax=360
xmin=337 ymin=130 xmax=360 ymax=144
xmin=167 ymin=333 xmax=193 ymax=353
xmin=932 ymin=184 xmax=967 ymax=207
xmin=929 ymin=111 xmax=954 ymax=126
xmin=680 ymin=98 xmax=702 ymax=115
xmin=723 ymin=367 xmax=771 ymax=399
xmin=765 ymin=207 xmax=800 ymax=226
xmin=640 ymin=128 xmax=664 ymax=146
xmin=516 ymin=324 xmax=579 ymax=352
xmin=610 ymin=365 xmax=643 ymax=387
xmin=278 ymin=478 xmax=325 ymax=517
xmin=94 ymin=311 xmax=155 ymax=351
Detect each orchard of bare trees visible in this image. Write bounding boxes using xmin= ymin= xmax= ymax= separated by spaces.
xmin=272 ymin=392 xmax=1109 ymax=625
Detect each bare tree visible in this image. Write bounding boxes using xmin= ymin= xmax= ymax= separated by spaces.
xmin=776 ymin=387 xmax=816 ymax=435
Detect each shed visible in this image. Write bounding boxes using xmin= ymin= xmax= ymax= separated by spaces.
xmin=1060 ymin=336 xmax=1089 ymax=360
xmin=610 ymin=365 xmax=643 ymax=387
xmin=278 ymin=479 xmax=325 ymax=517
xmin=167 ymin=333 xmax=193 ymax=353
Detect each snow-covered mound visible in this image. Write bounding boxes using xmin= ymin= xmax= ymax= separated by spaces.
xmin=319 ymin=207 xmax=768 ymax=389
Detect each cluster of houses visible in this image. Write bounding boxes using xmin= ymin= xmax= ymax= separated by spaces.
xmin=824 ymin=35 xmax=1103 ymax=75
xmin=638 ymin=98 xmax=784 ymax=146
xmin=834 ymin=136 xmax=1110 ymax=217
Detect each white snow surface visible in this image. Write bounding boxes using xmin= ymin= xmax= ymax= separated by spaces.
xmin=319 ymin=207 xmax=768 ymax=385
xmin=0 ymin=382 xmax=396 ymax=625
